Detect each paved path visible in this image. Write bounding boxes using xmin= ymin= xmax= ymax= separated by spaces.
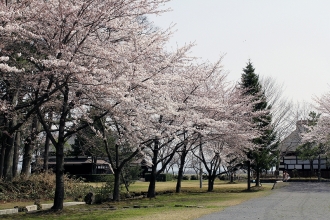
xmin=197 ymin=182 xmax=330 ymax=220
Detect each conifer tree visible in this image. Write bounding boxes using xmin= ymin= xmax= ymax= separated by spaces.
xmin=240 ymin=61 xmax=278 ymax=186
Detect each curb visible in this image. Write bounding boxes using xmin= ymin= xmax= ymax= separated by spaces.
xmin=0 ymin=202 xmax=86 ymax=215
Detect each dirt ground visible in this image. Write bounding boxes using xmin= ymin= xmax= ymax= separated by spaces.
xmin=197 ymin=182 xmax=330 ymax=220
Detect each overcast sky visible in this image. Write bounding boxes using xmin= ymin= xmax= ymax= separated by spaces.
xmin=149 ymin=0 xmax=330 ymax=104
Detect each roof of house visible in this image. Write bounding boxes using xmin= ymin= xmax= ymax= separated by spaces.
xmin=279 ymin=120 xmax=308 ymax=154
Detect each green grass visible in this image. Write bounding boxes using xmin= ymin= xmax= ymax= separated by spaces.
xmin=1 ymin=180 xmax=276 ymax=220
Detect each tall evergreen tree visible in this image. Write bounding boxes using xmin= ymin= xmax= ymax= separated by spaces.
xmin=240 ymin=61 xmax=278 ymax=186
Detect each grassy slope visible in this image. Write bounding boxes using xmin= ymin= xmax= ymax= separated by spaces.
xmin=1 ymin=180 xmax=275 ymax=220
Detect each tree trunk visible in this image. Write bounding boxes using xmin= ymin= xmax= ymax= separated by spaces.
xmin=92 ymin=156 xmax=97 ymax=174
xmin=309 ymin=159 xmax=314 ymax=178
xmin=52 ymin=85 xmax=71 ymax=211
xmin=113 ymin=170 xmax=121 ymax=201
xmin=247 ymin=161 xmax=251 ymax=190
xmin=207 ymin=175 xmax=215 ymax=192
xmin=255 ymin=168 xmax=261 ymax=187
xmin=147 ymin=167 xmax=157 ymax=198
xmin=230 ymin=172 xmax=234 ymax=183
xmin=21 ymin=117 xmax=38 ymax=177
xmin=318 ymin=155 xmax=321 ymax=182
xmin=43 ymin=111 xmax=53 ymax=172
xmin=176 ymin=149 xmax=187 ymax=193
xmin=43 ymin=134 xmax=51 ymax=172
xmin=147 ymin=139 xmax=159 ymax=198
xmin=3 ymin=132 xmax=15 ymax=181
xmin=3 ymin=115 xmax=18 ymax=181
xmin=0 ymin=137 xmax=6 ymax=178
xmin=12 ymin=131 xmax=20 ymax=178
xmin=52 ymin=141 xmax=65 ymax=211
xmin=21 ymin=136 xmax=33 ymax=177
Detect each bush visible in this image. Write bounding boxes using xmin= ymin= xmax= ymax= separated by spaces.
xmin=145 ymin=173 xmax=173 ymax=182
xmin=94 ymin=180 xmax=114 ymax=203
xmin=182 ymin=175 xmax=190 ymax=180
xmin=219 ymin=175 xmax=226 ymax=180
xmin=0 ymin=172 xmax=95 ymax=202
xmin=65 ymin=175 xmax=94 ymax=201
xmin=190 ymin=175 xmax=198 ymax=180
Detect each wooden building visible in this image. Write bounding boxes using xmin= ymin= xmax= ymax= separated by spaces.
xmin=279 ymin=120 xmax=330 ymax=178
xmin=33 ymin=156 xmax=113 ymax=175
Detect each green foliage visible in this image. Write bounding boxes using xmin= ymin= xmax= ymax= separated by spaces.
xmin=241 ymin=61 xmax=262 ymax=97
xmin=121 ymin=164 xmax=141 ymax=190
xmin=94 ymin=181 xmax=114 ymax=203
xmin=241 ymin=60 xmax=278 ymax=173
xmin=296 ymin=143 xmax=318 ymax=161
xmin=190 ymin=175 xmax=198 ymax=180
xmin=182 ymin=175 xmax=190 ymax=180
xmin=296 ymin=111 xmax=322 ymax=162
xmin=307 ymin=111 xmax=321 ymax=126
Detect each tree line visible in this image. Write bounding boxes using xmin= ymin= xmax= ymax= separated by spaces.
xmin=0 ymin=0 xmax=305 ymax=211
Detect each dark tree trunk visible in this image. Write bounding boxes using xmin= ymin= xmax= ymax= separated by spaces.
xmin=207 ymin=175 xmax=216 ymax=192
xmin=3 ymin=132 xmax=15 ymax=181
xmin=21 ymin=136 xmax=32 ymax=177
xmin=113 ymin=170 xmax=121 ymax=201
xmin=112 ymin=144 xmax=121 ymax=201
xmin=92 ymin=156 xmax=97 ymax=174
xmin=0 ymin=137 xmax=6 ymax=178
xmin=52 ymin=141 xmax=65 ymax=211
xmin=247 ymin=161 xmax=251 ymax=190
xmin=3 ymin=115 xmax=18 ymax=181
xmin=147 ymin=167 xmax=157 ymax=198
xmin=255 ymin=168 xmax=261 ymax=187
xmin=147 ymin=139 xmax=159 ymax=198
xmin=43 ymin=111 xmax=53 ymax=172
xmin=21 ymin=117 xmax=38 ymax=177
xmin=176 ymin=147 xmax=187 ymax=193
xmin=52 ymin=86 xmax=71 ymax=211
xmin=318 ymin=155 xmax=321 ymax=182
xmin=43 ymin=134 xmax=51 ymax=172
xmin=309 ymin=159 xmax=314 ymax=178
xmin=12 ymin=131 xmax=20 ymax=178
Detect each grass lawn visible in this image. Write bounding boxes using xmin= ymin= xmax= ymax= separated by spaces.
xmin=1 ymin=180 xmax=277 ymax=220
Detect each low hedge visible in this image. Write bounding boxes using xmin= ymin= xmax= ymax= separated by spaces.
xmin=145 ymin=173 xmax=173 ymax=182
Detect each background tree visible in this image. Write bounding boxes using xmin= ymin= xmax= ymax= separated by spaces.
xmin=240 ymin=61 xmax=278 ymax=186
xmin=298 ymin=111 xmax=327 ymax=180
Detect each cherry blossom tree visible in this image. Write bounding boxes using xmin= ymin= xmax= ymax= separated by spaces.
xmin=301 ymin=94 xmax=330 ymax=181
xmin=0 ymin=0 xmax=262 ymax=208
xmin=1 ymin=0 xmax=175 ymax=210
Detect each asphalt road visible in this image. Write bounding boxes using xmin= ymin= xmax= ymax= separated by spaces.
xmin=197 ymin=182 xmax=330 ymax=220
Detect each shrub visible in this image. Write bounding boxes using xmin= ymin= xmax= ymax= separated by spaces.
xmin=0 ymin=172 xmax=95 ymax=202
xmin=65 ymin=175 xmax=94 ymax=201
xmin=95 ymin=180 xmax=114 ymax=203
xmin=182 ymin=175 xmax=190 ymax=180
xmin=190 ymin=175 xmax=198 ymax=180
xmin=145 ymin=173 xmax=173 ymax=182
xmin=219 ymin=175 xmax=226 ymax=180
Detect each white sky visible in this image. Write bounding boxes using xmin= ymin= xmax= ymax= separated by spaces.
xmin=149 ymin=0 xmax=330 ymax=104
